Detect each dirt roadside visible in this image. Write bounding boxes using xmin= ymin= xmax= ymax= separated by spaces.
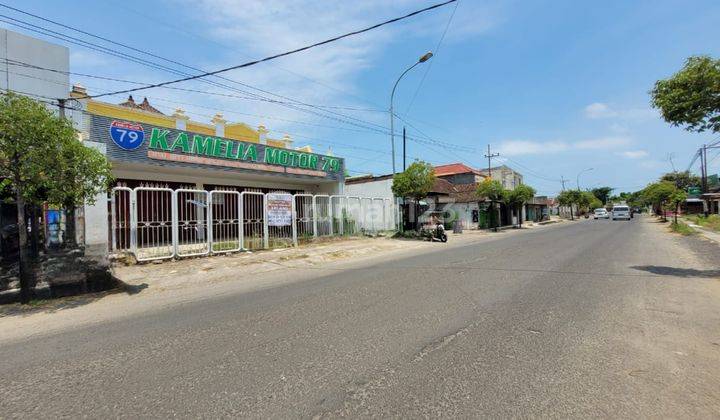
xmin=0 ymin=221 xmax=567 ymax=343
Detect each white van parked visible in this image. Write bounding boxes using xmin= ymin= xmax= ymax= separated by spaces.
xmin=612 ymin=205 xmax=631 ymax=220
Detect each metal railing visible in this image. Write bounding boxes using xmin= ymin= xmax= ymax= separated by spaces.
xmin=109 ymin=187 xmax=397 ymax=261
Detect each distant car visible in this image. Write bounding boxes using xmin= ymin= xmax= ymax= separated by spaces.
xmin=612 ymin=205 xmax=631 ymax=220
xmin=594 ymin=208 xmax=609 ymax=219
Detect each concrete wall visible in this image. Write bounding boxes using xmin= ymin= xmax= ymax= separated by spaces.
xmin=345 ymin=178 xmax=394 ymax=199
xmin=82 ymin=142 xmax=110 ymax=256
xmin=0 ymin=29 xmax=69 ymax=104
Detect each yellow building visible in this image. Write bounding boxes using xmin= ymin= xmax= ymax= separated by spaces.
xmin=69 ymin=85 xmax=346 ymax=255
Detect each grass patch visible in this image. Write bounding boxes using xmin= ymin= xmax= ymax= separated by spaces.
xmin=686 ymin=214 xmax=720 ymax=232
xmin=670 ymin=221 xmax=695 ymax=235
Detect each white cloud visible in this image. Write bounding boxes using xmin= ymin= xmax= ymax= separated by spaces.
xmin=495 ymin=136 xmax=631 ymax=156
xmin=617 ymin=150 xmax=648 ymax=159
xmin=583 ymin=102 xmax=659 ymax=122
xmin=164 ymin=0 xmax=502 ymax=137
xmin=496 ymin=140 xmax=569 ymax=156
xmin=584 ymin=102 xmax=618 ymax=119
xmin=575 ymin=136 xmax=630 ymax=150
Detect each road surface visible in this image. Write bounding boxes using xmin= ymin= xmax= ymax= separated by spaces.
xmin=2 ymin=217 xmax=720 ymax=418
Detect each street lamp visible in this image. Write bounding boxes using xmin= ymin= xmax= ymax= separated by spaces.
xmin=577 ymin=167 xmax=594 ymax=190
xmin=390 ymin=52 xmax=433 ymax=175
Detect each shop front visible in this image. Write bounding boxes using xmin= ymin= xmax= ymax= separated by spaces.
xmin=71 ymin=90 xmax=392 ymax=261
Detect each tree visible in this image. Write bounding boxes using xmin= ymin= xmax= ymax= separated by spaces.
xmin=641 ymin=181 xmax=677 ymax=222
xmin=476 ymin=179 xmax=507 ymax=231
xmin=660 ymin=171 xmax=701 ymax=191
xmin=0 ymin=93 xmax=112 ymax=303
xmin=591 ymin=187 xmax=613 ymax=205
xmin=556 ymin=190 xmax=582 ymax=220
xmin=651 ymin=56 xmax=720 ymax=134
xmin=505 ymin=184 xmax=535 ymax=228
xmin=575 ymin=191 xmax=602 ymax=215
xmin=669 ymin=189 xmax=688 ymax=224
xmin=391 ymin=161 xmax=435 ymax=231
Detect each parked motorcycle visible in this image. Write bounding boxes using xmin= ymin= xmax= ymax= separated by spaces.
xmin=424 ymin=223 xmax=447 ymax=242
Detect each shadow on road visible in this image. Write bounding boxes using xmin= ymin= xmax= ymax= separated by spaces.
xmin=631 ymin=265 xmax=720 ymax=278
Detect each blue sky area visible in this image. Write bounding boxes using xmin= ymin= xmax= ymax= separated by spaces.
xmin=5 ymin=0 xmax=720 ymax=195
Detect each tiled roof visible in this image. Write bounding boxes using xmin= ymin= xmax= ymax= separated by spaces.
xmin=119 ymin=95 xmax=165 ymax=115
xmin=434 ymin=163 xmax=482 ymax=177
xmin=430 ymin=178 xmax=457 ymax=194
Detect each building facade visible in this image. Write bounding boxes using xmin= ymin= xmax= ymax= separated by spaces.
xmin=478 ymin=165 xmax=524 ymax=190
xmin=71 ymin=86 xmax=346 ymax=256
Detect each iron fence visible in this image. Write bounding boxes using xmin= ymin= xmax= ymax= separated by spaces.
xmin=109 ymin=187 xmax=397 ymax=261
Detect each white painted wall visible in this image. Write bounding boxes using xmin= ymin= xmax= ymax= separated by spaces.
xmin=82 ymin=142 xmax=110 ymax=256
xmin=0 ymin=29 xmax=69 ymax=105
xmin=344 ymin=178 xmax=394 ymax=199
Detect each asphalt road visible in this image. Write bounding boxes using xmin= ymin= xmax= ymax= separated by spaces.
xmin=2 ymin=217 xmax=720 ymax=418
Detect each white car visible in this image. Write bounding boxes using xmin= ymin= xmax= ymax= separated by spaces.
xmin=594 ymin=208 xmax=609 ymax=219
xmin=611 ymin=205 xmax=631 ymax=220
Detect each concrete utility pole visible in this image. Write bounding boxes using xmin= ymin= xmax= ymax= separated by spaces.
xmin=560 ymin=176 xmax=567 ymax=191
xmin=484 ymin=144 xmax=499 ymax=178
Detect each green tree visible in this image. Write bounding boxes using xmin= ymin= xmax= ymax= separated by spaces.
xmin=476 ymin=179 xmax=507 ymax=231
xmin=651 ymin=56 xmax=720 ymax=134
xmin=505 ymin=184 xmax=535 ymax=228
xmin=557 ymin=190 xmax=582 ymax=220
xmin=641 ymin=181 xmax=677 ymax=222
xmin=660 ymin=171 xmax=701 ymax=191
xmin=0 ymin=93 xmax=112 ymax=303
xmin=392 ymin=161 xmax=435 ymax=231
xmin=669 ymin=189 xmax=688 ymax=224
xmin=591 ymin=187 xmax=613 ymax=205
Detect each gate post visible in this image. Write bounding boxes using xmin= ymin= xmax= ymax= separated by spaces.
xmin=171 ymin=189 xmax=179 ymax=257
xmin=262 ymin=193 xmax=269 ymax=249
xmin=312 ymin=195 xmax=318 ymax=238
xmin=130 ymin=188 xmax=137 ymax=255
xmin=292 ymin=196 xmax=298 ymax=246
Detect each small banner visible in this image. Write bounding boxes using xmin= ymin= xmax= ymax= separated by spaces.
xmin=267 ymin=193 xmax=293 ymax=226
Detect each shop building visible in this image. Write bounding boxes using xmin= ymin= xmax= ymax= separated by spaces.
xmin=70 ymin=86 xmax=368 ymax=259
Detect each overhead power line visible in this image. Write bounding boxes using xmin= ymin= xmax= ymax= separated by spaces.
xmin=0 ymin=6 xmax=471 ymax=153
xmin=65 ymin=0 xmax=458 ymax=99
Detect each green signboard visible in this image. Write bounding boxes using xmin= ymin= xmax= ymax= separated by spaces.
xmin=148 ymin=128 xmax=341 ymax=173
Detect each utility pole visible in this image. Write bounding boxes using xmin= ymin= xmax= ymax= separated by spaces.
xmin=402 ymin=126 xmax=406 ymax=171
xmin=701 ymin=144 xmax=708 ymax=193
xmin=560 ymin=176 xmax=567 ymax=191
xmin=58 ymin=98 xmax=66 ymax=119
xmin=484 ymin=144 xmax=499 ymax=178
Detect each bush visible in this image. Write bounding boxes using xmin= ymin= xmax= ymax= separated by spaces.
xmin=689 ymin=214 xmax=720 ymax=232
xmin=670 ymin=221 xmax=695 ymax=235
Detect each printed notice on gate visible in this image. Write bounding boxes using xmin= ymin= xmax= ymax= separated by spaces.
xmin=267 ymin=193 xmax=293 ymax=226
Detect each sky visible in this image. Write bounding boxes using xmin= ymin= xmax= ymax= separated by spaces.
xmin=4 ymin=0 xmax=720 ymax=196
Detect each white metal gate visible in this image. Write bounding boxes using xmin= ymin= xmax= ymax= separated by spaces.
xmin=345 ymin=196 xmax=362 ymax=236
xmin=110 ymin=187 xmax=133 ymax=253
xmin=267 ymin=192 xmax=296 ymax=248
xmin=314 ymin=195 xmax=332 ymax=236
xmin=294 ymin=193 xmax=314 ymax=243
xmin=330 ymin=195 xmax=346 ymax=236
xmin=134 ymin=187 xmax=175 ymax=261
xmin=240 ymin=191 xmax=266 ymax=250
xmin=174 ymin=189 xmax=210 ymax=257
xmin=209 ymin=190 xmax=241 ymax=253
xmin=109 ymin=187 xmax=398 ymax=261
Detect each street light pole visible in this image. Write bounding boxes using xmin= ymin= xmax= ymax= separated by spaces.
xmin=390 ymin=52 xmax=433 ymax=176
xmin=576 ymin=167 xmax=594 ymax=191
